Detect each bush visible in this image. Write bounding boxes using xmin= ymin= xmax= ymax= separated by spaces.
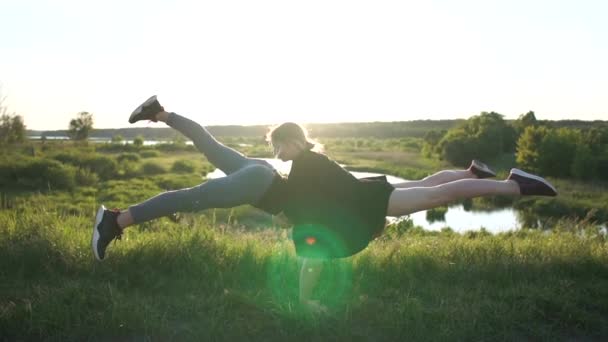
xmin=117 ymin=153 xmax=140 ymax=163
xmin=75 ymin=168 xmax=99 ymax=187
xmin=141 ymin=161 xmax=166 ymax=175
xmin=139 ymin=150 xmax=160 ymax=158
xmin=52 ymin=152 xmax=118 ymax=180
xmin=133 ymin=135 xmax=144 ymax=147
xmin=81 ymin=155 xmax=118 ymax=180
xmin=52 ymin=152 xmax=86 ymax=165
xmin=154 ymin=143 xmax=196 ymax=152
xmin=1 ymin=157 xmax=77 ymax=191
xmin=118 ymin=161 xmax=140 ymax=178
xmin=172 ymin=159 xmax=196 ymax=173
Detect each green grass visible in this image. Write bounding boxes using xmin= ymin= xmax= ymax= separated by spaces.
xmin=2 ymin=140 xmax=608 ymax=340
xmin=1 ymin=200 xmax=607 ymax=341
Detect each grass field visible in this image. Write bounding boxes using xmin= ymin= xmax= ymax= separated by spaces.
xmin=1 ymin=141 xmax=608 ymax=341
xmin=1 ymin=204 xmax=607 ymax=341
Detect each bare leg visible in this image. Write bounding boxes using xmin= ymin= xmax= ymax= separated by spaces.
xmin=386 ymin=179 xmax=519 ymax=216
xmin=393 ymin=169 xmax=475 ymax=189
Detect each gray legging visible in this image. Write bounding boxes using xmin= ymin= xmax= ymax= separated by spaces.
xmin=128 ymin=112 xmax=277 ymax=224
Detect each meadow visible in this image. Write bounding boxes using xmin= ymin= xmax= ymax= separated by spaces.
xmin=1 ymin=139 xmax=607 ymax=341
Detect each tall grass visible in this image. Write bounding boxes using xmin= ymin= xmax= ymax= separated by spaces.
xmin=1 ymin=199 xmax=607 ymax=341
xmin=2 ymin=140 xmax=607 ymax=340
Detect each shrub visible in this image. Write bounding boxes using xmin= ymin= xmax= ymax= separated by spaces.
xmin=141 ymin=161 xmax=166 ymax=175
xmin=52 ymin=152 xmax=85 ymax=165
xmin=133 ymin=135 xmax=144 ymax=147
xmin=117 ymin=153 xmax=140 ymax=163
xmin=81 ymin=155 xmax=118 ymax=180
xmin=118 ymin=161 xmax=140 ymax=178
xmin=154 ymin=143 xmax=196 ymax=152
xmin=4 ymin=158 xmax=78 ymax=191
xmin=75 ymin=168 xmax=99 ymax=187
xmin=172 ymin=159 xmax=196 ymax=173
xmin=52 ymin=152 xmax=118 ymax=180
xmin=139 ymin=150 xmax=160 ymax=158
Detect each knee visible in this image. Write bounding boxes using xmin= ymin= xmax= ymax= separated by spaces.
xmin=245 ymin=164 xmax=275 ymax=180
xmin=255 ymin=159 xmax=274 ymax=169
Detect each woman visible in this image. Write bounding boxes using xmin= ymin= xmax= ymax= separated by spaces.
xmin=93 ymin=95 xmax=557 ymax=308
xmin=266 ymin=121 xmax=556 ymax=309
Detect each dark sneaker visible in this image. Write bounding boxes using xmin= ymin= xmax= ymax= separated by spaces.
xmin=469 ymin=159 xmax=496 ymax=178
xmin=92 ymin=205 xmax=123 ymax=261
xmin=128 ymin=95 xmax=164 ymax=124
xmin=507 ymin=168 xmax=558 ymax=196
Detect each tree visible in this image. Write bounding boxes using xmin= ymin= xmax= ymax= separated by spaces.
xmin=0 ymin=114 xmax=26 ymax=144
xmin=68 ymin=111 xmax=94 ymax=141
xmin=516 ymin=126 xmax=548 ymax=173
xmin=111 ymin=134 xmax=124 ymax=144
xmin=437 ymin=112 xmax=514 ymax=166
xmin=516 ymin=126 xmax=579 ymax=178
xmin=514 ymin=111 xmax=538 ymax=134
xmin=133 ymin=135 xmax=144 ymax=147
xmin=537 ymin=128 xmax=578 ymax=178
xmin=0 ymin=90 xmax=26 ymax=144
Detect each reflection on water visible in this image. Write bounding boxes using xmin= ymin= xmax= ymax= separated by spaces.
xmin=28 ymin=136 xmax=195 ymax=146
xmin=207 ymin=158 xmax=522 ymax=233
xmin=409 ymin=205 xmax=519 ymax=233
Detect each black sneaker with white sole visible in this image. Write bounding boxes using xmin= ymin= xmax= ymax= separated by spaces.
xmin=507 ymin=168 xmax=558 ymax=196
xmin=469 ymin=159 xmax=496 ymax=178
xmin=92 ymin=205 xmax=123 ymax=261
xmin=128 ymin=95 xmax=164 ymax=124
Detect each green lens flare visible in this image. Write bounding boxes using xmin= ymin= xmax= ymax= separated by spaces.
xmin=266 ymin=224 xmax=357 ymax=310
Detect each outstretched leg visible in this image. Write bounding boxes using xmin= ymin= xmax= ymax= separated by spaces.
xmin=159 ymin=111 xmax=271 ymax=175
xmin=386 ymin=169 xmax=556 ymax=217
xmin=93 ymin=164 xmax=276 ymax=260
xmin=393 ymin=169 xmax=474 ymax=188
xmin=125 ymin=164 xmax=276 ymax=227
xmin=393 ymin=160 xmax=496 ymax=189
xmin=130 ymin=95 xmax=269 ymax=175
xmin=387 ymin=178 xmax=518 ymax=216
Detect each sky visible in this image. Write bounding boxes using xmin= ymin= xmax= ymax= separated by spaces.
xmin=1 ymin=0 xmax=607 ymax=130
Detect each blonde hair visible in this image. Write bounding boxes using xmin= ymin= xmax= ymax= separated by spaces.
xmin=266 ymin=122 xmax=323 ymax=152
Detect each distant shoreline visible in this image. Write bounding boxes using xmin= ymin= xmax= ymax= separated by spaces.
xmin=25 ymin=118 xmax=607 ymax=140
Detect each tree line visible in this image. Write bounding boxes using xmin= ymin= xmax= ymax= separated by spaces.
xmin=423 ymin=111 xmax=608 ymax=181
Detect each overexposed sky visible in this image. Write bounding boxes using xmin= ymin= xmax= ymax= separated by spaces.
xmin=1 ymin=0 xmax=607 ymax=130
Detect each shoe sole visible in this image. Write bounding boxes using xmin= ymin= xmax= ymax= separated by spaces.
xmin=510 ymin=168 xmax=558 ymax=195
xmin=92 ymin=205 xmax=105 ymax=261
xmin=472 ymin=160 xmax=496 ymax=177
xmin=129 ymin=95 xmax=157 ymax=123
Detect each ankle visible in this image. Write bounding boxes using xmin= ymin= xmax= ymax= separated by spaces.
xmin=466 ymin=168 xmax=478 ymax=178
xmin=505 ymin=180 xmax=520 ymax=194
xmin=156 ymin=111 xmax=170 ymax=122
xmin=116 ymin=210 xmax=134 ymax=229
